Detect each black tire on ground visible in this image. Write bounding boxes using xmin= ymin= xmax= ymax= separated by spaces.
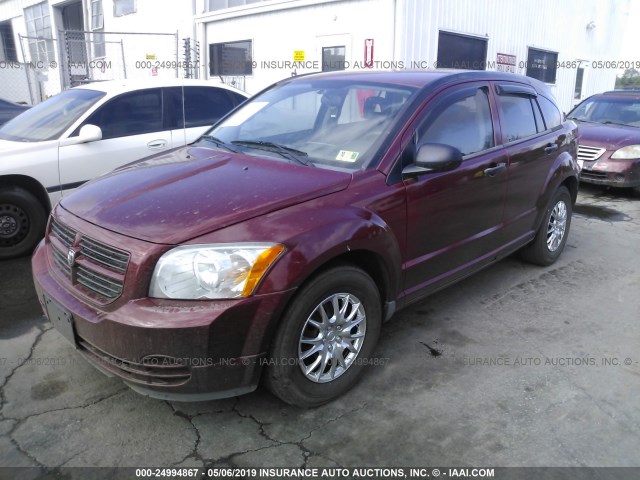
xmin=0 ymin=187 xmax=47 ymax=260
xmin=264 ymin=265 xmax=382 ymax=408
xmin=520 ymin=186 xmax=572 ymax=266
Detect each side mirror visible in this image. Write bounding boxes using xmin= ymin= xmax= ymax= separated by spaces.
xmin=59 ymin=124 xmax=102 ymax=147
xmin=402 ymin=143 xmax=463 ymax=178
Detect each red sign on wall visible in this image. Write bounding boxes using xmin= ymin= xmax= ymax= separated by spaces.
xmin=364 ymin=39 xmax=374 ymax=68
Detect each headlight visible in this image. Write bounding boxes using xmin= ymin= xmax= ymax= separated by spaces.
xmin=149 ymin=243 xmax=284 ymax=300
xmin=611 ymin=145 xmax=640 ymax=159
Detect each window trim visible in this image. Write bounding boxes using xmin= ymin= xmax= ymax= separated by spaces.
xmin=23 ymin=2 xmax=54 ymax=63
xmin=436 ymin=30 xmax=488 ymax=71
xmin=113 ymin=0 xmax=136 ymax=17
xmin=209 ymin=39 xmax=253 ymax=76
xmin=525 ymin=47 xmax=558 ymax=85
xmin=414 ymin=84 xmax=496 ymax=159
xmin=495 ymin=92 xmax=556 ymax=145
xmin=76 ymin=88 xmax=165 ymax=140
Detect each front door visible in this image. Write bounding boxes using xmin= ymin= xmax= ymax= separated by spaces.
xmin=402 ymin=83 xmax=508 ymax=301
xmin=58 ymin=88 xmax=173 ymax=194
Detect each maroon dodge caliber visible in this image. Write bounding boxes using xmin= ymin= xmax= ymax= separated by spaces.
xmin=32 ymin=71 xmax=579 ymax=407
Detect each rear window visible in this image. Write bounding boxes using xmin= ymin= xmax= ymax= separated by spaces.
xmin=537 ymin=96 xmax=562 ymax=129
xmin=497 ymin=95 xmax=538 ymax=142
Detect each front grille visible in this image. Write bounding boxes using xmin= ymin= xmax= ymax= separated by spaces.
xmin=80 ymin=237 xmax=129 ymax=273
xmin=77 ymin=265 xmax=123 ymax=298
xmin=50 ymin=219 xmax=75 ymax=247
xmin=48 ymin=218 xmax=129 ymax=301
xmin=79 ymin=339 xmax=192 ymax=387
xmin=577 ymin=145 xmax=606 ymax=162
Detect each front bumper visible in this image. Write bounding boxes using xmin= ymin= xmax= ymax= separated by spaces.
xmin=580 ymin=154 xmax=640 ymax=188
xmin=32 ymin=240 xmax=293 ymax=401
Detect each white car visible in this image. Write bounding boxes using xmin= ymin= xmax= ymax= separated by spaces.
xmin=0 ymin=79 xmax=247 ymax=259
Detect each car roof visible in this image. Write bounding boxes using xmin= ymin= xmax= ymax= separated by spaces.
xmin=72 ymin=78 xmax=248 ymax=97
xmin=601 ymin=89 xmax=640 ymax=98
xmin=280 ymin=69 xmax=555 ymax=99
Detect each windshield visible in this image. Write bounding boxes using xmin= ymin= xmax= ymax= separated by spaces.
xmin=567 ymin=96 xmax=640 ymax=128
xmin=0 ymin=89 xmax=105 ymax=142
xmin=203 ymin=80 xmax=418 ymax=170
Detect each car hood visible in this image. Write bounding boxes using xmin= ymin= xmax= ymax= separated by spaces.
xmin=0 ymin=138 xmax=49 ymax=153
xmin=577 ymin=122 xmax=640 ymax=150
xmin=61 ymin=146 xmax=352 ymax=244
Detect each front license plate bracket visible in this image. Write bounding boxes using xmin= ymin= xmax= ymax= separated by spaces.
xmin=44 ymin=295 xmax=77 ymax=348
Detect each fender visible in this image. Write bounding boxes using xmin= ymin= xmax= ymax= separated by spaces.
xmin=531 ymin=131 xmax=580 ymax=232
xmin=261 ymin=206 xmax=403 ymax=299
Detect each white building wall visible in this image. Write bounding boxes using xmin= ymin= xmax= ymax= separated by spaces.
xmin=197 ymin=0 xmax=395 ymax=94
xmin=395 ymin=0 xmax=630 ymax=112
xmin=197 ymin=0 xmax=630 ymax=110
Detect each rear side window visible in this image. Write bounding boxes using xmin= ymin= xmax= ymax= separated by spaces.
xmin=418 ymin=88 xmax=494 ymax=156
xmin=183 ymin=87 xmax=236 ymax=128
xmin=497 ymin=95 xmax=537 ymax=142
xmin=85 ymin=89 xmax=163 ymax=139
xmin=537 ymin=96 xmax=562 ymax=129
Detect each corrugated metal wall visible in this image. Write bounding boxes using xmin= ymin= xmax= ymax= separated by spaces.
xmin=395 ymin=0 xmax=631 ymax=111
xmin=199 ymin=0 xmax=630 ymax=109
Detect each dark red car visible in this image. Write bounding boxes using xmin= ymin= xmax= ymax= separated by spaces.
xmin=568 ymin=90 xmax=640 ymax=190
xmin=32 ymin=71 xmax=579 ymax=407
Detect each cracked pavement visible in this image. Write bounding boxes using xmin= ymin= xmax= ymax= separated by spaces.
xmin=0 ymin=184 xmax=639 ymax=470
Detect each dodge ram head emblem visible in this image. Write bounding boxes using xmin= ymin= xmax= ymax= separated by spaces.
xmin=67 ymin=249 xmax=77 ymax=267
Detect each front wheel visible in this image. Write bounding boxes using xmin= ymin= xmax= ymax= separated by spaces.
xmin=264 ymin=266 xmax=382 ymax=407
xmin=520 ymin=186 xmax=572 ymax=266
xmin=0 ymin=187 xmax=47 ymax=259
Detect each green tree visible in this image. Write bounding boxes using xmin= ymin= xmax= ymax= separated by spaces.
xmin=616 ymin=69 xmax=640 ymax=89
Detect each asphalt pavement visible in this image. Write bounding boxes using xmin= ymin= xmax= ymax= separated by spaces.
xmin=1 ymin=184 xmax=638 ymax=473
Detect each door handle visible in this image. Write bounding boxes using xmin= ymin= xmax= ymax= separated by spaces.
xmin=483 ymin=162 xmax=506 ymax=177
xmin=147 ymin=140 xmax=167 ymax=149
xmin=544 ymin=143 xmax=559 ymax=154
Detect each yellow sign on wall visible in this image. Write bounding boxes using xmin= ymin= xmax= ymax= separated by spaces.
xmin=146 ymin=54 xmax=157 ymax=60
xmin=293 ymin=50 xmax=305 ymax=62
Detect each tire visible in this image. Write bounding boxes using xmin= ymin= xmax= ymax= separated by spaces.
xmin=264 ymin=265 xmax=382 ymax=407
xmin=0 ymin=187 xmax=47 ymax=259
xmin=520 ymin=186 xmax=572 ymax=266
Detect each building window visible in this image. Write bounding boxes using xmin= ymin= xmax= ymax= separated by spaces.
xmin=526 ymin=48 xmax=558 ymax=84
xmin=209 ymin=40 xmax=252 ymax=76
xmin=24 ymin=2 xmax=54 ymax=63
xmin=114 ymin=0 xmax=136 ymax=16
xmin=436 ymin=31 xmax=487 ymax=70
xmin=322 ymin=46 xmax=346 ymax=72
xmin=91 ymin=0 xmax=105 ymax=58
xmin=207 ymin=0 xmax=265 ymax=12
xmin=574 ymin=67 xmax=584 ymax=99
xmin=0 ymin=21 xmax=18 ymax=62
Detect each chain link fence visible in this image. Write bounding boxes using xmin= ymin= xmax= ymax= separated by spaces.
xmin=0 ymin=30 xmax=180 ymax=105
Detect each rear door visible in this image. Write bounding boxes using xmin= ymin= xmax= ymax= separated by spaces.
xmin=493 ymin=83 xmax=564 ymax=241
xmin=57 ymin=88 xmax=170 ymax=193
xmin=402 ymin=82 xmax=508 ymax=301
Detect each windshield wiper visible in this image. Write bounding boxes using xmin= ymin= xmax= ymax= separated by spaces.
xmin=199 ymin=135 xmax=239 ymax=153
xmin=231 ymin=140 xmax=313 ymax=166
xmin=603 ymin=121 xmax=633 ymax=127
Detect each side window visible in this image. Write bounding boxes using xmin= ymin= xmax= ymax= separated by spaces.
xmin=85 ymin=89 xmax=162 ymax=140
xmin=537 ymin=96 xmax=562 ymax=129
xmin=227 ymin=91 xmax=247 ymax=107
xmin=183 ymin=87 xmax=235 ymax=128
xmin=497 ymin=95 xmax=537 ymax=142
xmin=418 ymin=88 xmax=494 ymax=156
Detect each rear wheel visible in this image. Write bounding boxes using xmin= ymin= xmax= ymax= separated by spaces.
xmin=264 ymin=266 xmax=381 ymax=407
xmin=0 ymin=187 xmax=47 ymax=259
xmin=520 ymin=186 xmax=572 ymax=266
